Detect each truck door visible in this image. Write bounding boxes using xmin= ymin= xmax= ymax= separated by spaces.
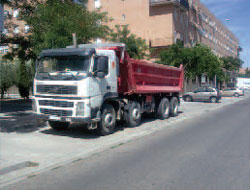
xmin=90 ymin=50 xmax=118 ymax=106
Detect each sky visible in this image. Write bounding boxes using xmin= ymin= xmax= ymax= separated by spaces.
xmin=200 ymin=0 xmax=250 ymax=68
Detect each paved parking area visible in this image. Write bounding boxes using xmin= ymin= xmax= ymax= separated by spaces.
xmin=0 ymin=94 xmax=249 ymax=187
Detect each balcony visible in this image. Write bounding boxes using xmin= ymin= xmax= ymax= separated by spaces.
xmin=149 ymin=0 xmax=189 ymax=9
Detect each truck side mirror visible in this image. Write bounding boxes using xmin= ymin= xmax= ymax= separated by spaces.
xmin=94 ymin=56 xmax=108 ymax=78
xmin=97 ymin=56 xmax=108 ymax=73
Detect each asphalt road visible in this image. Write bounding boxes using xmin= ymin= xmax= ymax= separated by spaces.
xmin=3 ymin=96 xmax=250 ymax=190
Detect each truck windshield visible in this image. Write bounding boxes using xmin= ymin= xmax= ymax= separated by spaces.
xmin=36 ymin=56 xmax=90 ymax=80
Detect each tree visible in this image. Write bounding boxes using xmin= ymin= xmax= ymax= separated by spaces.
xmin=0 ymin=60 xmax=14 ymax=99
xmin=15 ymin=63 xmax=33 ymax=99
xmin=3 ymin=0 xmax=111 ymax=98
xmin=109 ymin=25 xmax=148 ymax=59
xmin=158 ymin=42 xmax=223 ymax=80
xmin=158 ymin=40 xmax=184 ymax=67
xmin=220 ymin=56 xmax=243 ymax=72
xmin=4 ymin=0 xmax=110 ymax=55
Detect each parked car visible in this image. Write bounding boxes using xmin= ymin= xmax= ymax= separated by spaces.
xmin=221 ymin=88 xmax=244 ymax=97
xmin=183 ymin=87 xmax=221 ymax=103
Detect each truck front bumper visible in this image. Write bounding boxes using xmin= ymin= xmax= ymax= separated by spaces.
xmin=36 ymin=114 xmax=100 ymax=124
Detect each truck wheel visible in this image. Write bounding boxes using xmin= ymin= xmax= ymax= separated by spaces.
xmin=210 ymin=96 xmax=218 ymax=103
xmin=125 ymin=101 xmax=141 ymax=127
xmin=48 ymin=121 xmax=70 ymax=131
xmin=98 ymin=104 xmax=116 ymax=136
xmin=170 ymin=97 xmax=179 ymax=117
xmin=157 ymin=98 xmax=170 ymax=120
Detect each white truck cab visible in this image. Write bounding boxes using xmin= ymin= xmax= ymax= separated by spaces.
xmin=33 ymin=44 xmax=121 ymax=134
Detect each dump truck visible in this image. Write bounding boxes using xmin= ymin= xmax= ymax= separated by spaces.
xmin=32 ymin=43 xmax=184 ymax=135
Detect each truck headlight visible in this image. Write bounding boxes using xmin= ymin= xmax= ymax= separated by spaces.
xmin=32 ymin=99 xmax=37 ymax=113
xmin=76 ymin=102 xmax=85 ymax=116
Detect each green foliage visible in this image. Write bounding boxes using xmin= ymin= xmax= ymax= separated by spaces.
xmin=25 ymin=0 xmax=110 ymax=55
xmin=158 ymin=43 xmax=225 ymax=80
xmin=220 ymin=56 xmax=243 ymax=71
xmin=158 ymin=40 xmax=184 ymax=67
xmin=15 ymin=63 xmax=34 ymax=99
xmin=109 ymin=25 xmax=148 ymax=59
xmin=0 ymin=60 xmax=14 ymax=99
xmin=3 ymin=0 xmax=111 ymax=57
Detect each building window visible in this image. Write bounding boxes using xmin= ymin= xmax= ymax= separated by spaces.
xmin=13 ymin=44 xmax=19 ymax=49
xmin=95 ymin=0 xmax=101 ymax=9
xmin=4 ymin=10 xmax=11 ymax=19
xmin=14 ymin=26 xmax=19 ymax=34
xmin=13 ymin=9 xmax=19 ymax=18
xmin=122 ymin=14 xmax=126 ymax=21
xmin=24 ymin=25 xmax=30 ymax=33
xmin=3 ymin=28 xmax=8 ymax=35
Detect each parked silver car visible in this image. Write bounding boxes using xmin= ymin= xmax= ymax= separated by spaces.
xmin=183 ymin=87 xmax=221 ymax=103
xmin=221 ymin=88 xmax=244 ymax=97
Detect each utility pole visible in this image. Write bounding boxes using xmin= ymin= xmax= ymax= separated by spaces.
xmin=72 ymin=33 xmax=77 ymax=48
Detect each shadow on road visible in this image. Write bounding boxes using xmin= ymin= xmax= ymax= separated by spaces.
xmin=40 ymin=122 xmax=125 ymax=139
xmin=0 ymin=99 xmax=32 ymax=113
xmin=0 ymin=99 xmax=47 ymax=133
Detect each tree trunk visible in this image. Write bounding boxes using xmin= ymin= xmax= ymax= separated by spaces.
xmin=1 ymin=89 xmax=4 ymax=99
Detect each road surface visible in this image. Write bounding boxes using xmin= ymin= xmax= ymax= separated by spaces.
xmin=3 ymin=95 xmax=250 ymax=190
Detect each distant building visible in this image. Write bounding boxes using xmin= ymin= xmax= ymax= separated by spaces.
xmin=239 ymin=68 xmax=249 ymax=75
xmin=0 ymin=4 xmax=3 ymax=33
xmin=0 ymin=4 xmax=27 ymax=55
xmin=87 ymin=0 xmax=240 ymax=58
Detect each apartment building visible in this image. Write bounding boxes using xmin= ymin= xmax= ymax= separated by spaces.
xmin=0 ymin=4 xmax=3 ymax=33
xmin=87 ymin=0 xmax=240 ymax=58
xmin=1 ymin=0 xmax=240 ymax=59
xmin=0 ymin=3 xmax=29 ymax=55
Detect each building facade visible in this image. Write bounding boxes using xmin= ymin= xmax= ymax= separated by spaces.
xmin=0 ymin=4 xmax=3 ymax=33
xmin=1 ymin=0 xmax=240 ymax=59
xmin=87 ymin=0 xmax=240 ymax=58
xmin=0 ymin=4 xmax=28 ymax=55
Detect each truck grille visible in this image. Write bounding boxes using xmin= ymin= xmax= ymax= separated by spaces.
xmin=36 ymin=85 xmax=77 ymax=95
xmin=39 ymin=100 xmax=74 ymax=108
xmin=40 ymin=108 xmax=73 ymax=117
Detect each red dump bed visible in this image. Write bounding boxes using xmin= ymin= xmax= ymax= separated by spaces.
xmin=97 ymin=45 xmax=184 ymax=95
xmin=118 ymin=57 xmax=184 ymax=94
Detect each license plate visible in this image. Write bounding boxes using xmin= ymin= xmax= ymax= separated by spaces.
xmin=49 ymin=116 xmax=60 ymax=120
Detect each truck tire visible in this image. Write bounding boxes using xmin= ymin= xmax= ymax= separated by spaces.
xmin=48 ymin=121 xmax=70 ymax=131
xmin=125 ymin=101 xmax=141 ymax=127
xmin=97 ymin=104 xmax=116 ymax=136
xmin=157 ymin=98 xmax=170 ymax=120
xmin=170 ymin=97 xmax=179 ymax=117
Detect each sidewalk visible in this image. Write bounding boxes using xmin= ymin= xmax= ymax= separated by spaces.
xmin=0 ymin=94 xmax=249 ymax=188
